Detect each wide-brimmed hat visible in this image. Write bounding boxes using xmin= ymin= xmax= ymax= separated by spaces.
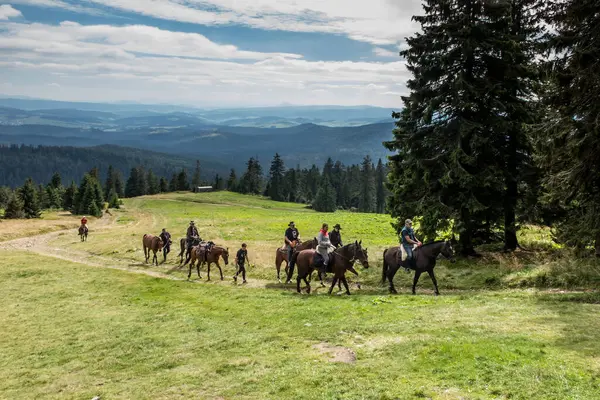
xmin=190 ymin=220 xmax=195 ymax=225
xmin=405 ymin=219 xmax=413 ymax=225
xmin=288 ymin=221 xmax=295 ymax=226
xmin=334 ymin=224 xmax=341 ymax=229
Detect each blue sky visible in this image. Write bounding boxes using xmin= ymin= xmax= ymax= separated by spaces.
xmin=0 ymin=0 xmax=422 ymax=107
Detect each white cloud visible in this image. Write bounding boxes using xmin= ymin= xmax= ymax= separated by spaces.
xmin=0 ymin=5 xmax=22 ymax=20
xmin=0 ymin=20 xmax=411 ymax=106
xmin=12 ymin=0 xmax=423 ymax=45
xmin=0 ymin=21 xmax=302 ymax=60
xmin=374 ymin=47 xmax=398 ymax=58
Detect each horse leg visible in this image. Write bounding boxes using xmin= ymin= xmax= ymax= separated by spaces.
xmin=304 ymin=276 xmax=311 ymax=294
xmin=328 ymin=277 xmax=338 ymax=295
xmin=296 ymin=276 xmax=302 ymax=293
xmin=427 ymin=270 xmax=440 ymax=296
xmin=412 ymin=271 xmax=423 ymax=295
xmin=216 ymin=261 xmax=224 ymax=280
xmin=188 ymin=261 xmax=193 ymax=280
xmin=206 ymin=262 xmax=211 ymax=281
xmin=197 ymin=261 xmax=201 ymax=279
xmin=144 ymin=246 xmax=149 ymax=264
xmin=388 ymin=265 xmax=400 ymax=294
xmin=276 ymin=258 xmax=281 ymax=282
xmin=341 ymin=276 xmax=351 ymax=295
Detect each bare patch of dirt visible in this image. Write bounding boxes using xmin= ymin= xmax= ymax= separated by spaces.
xmin=312 ymin=342 xmax=356 ymax=364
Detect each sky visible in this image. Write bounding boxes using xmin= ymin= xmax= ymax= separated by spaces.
xmin=0 ymin=0 xmax=423 ymax=107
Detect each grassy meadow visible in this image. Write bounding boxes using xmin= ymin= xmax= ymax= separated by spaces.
xmin=1 ymin=191 xmax=599 ymax=399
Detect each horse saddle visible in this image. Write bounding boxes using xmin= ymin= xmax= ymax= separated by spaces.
xmin=400 ymin=245 xmax=417 ymax=262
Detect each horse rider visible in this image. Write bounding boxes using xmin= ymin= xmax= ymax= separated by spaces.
xmin=186 ymin=220 xmax=200 ymax=254
xmin=330 ymin=224 xmax=343 ymax=248
xmin=160 ymin=228 xmax=172 ymax=260
xmin=80 ymin=216 xmax=88 ymax=231
xmin=399 ymin=219 xmax=422 ymax=272
xmin=316 ymin=223 xmax=336 ymax=276
xmin=284 ymin=221 xmax=300 ymax=281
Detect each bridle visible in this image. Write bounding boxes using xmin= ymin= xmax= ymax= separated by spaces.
xmin=333 ymin=244 xmax=364 ymax=265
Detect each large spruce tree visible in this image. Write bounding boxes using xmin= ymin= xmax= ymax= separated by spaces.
xmin=191 ymin=160 xmax=201 ymax=188
xmin=313 ymin=176 xmax=337 ymax=212
xmin=226 ymin=169 xmax=237 ymax=192
xmin=267 ymin=153 xmax=286 ymax=201
xmin=19 ymin=178 xmax=41 ymax=219
xmin=375 ymin=159 xmax=387 ymax=214
xmin=359 ymin=155 xmax=376 ymax=213
xmin=240 ymin=158 xmax=263 ymax=195
xmin=386 ymin=0 xmax=542 ymax=254
xmin=540 ymin=0 xmax=600 ymax=255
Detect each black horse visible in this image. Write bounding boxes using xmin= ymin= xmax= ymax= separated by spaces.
xmin=382 ymin=241 xmax=455 ymax=295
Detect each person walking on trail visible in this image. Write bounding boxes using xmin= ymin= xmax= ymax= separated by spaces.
xmin=284 ymin=221 xmax=300 ymax=281
xmin=316 ymin=223 xmax=336 ymax=277
xmin=330 ymin=224 xmax=343 ymax=248
xmin=233 ymin=243 xmax=249 ymax=283
xmin=159 ymin=228 xmax=172 ymax=261
xmin=399 ymin=219 xmax=422 ymax=272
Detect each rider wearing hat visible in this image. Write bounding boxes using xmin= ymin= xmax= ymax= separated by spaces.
xmin=284 ymin=221 xmax=300 ymax=279
xmin=80 ymin=216 xmax=88 ymax=228
xmin=186 ymin=220 xmax=200 ymax=254
xmin=330 ymin=224 xmax=343 ymax=248
xmin=399 ymin=219 xmax=422 ymax=272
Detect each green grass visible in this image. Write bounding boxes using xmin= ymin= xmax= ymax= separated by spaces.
xmin=1 ymin=252 xmax=599 ymax=399
xmin=2 ymin=191 xmax=600 ymax=399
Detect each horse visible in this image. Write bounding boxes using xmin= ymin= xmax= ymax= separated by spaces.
xmin=178 ymin=237 xmax=201 ymax=264
xmin=143 ymin=234 xmax=164 ymax=266
xmin=78 ymin=225 xmax=88 ymax=242
xmin=183 ymin=244 xmax=229 ymax=281
xmin=291 ymin=241 xmax=369 ymax=295
xmin=275 ymin=237 xmax=318 ymax=282
xmin=382 ymin=241 xmax=455 ymax=296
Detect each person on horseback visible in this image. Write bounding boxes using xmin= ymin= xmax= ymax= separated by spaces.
xmin=160 ymin=228 xmax=172 ymax=260
xmin=316 ymin=223 xmax=336 ymax=276
xmin=80 ymin=216 xmax=88 ymax=229
xmin=285 ymin=221 xmax=300 ymax=274
xmin=399 ymin=219 xmax=422 ymax=272
xmin=186 ymin=220 xmax=200 ymax=254
xmin=330 ymin=224 xmax=343 ymax=248
xmin=233 ymin=243 xmax=248 ymax=284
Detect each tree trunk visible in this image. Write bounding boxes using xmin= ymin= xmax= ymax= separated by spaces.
xmin=459 ymin=208 xmax=476 ymax=256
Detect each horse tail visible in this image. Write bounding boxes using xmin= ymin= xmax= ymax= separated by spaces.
xmin=382 ymin=248 xmax=389 ymax=283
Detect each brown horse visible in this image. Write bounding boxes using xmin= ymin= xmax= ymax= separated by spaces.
xmin=382 ymin=241 xmax=455 ymax=295
xmin=184 ymin=244 xmax=229 ymax=281
xmin=275 ymin=237 xmax=318 ymax=282
xmin=143 ymin=234 xmax=164 ymax=266
xmin=78 ymin=225 xmax=88 ymax=242
xmin=178 ymin=237 xmax=201 ymax=264
xmin=291 ymin=241 xmax=369 ymax=295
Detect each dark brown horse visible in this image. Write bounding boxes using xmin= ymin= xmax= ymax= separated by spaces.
xmin=275 ymin=237 xmax=318 ymax=282
xmin=78 ymin=225 xmax=88 ymax=242
xmin=183 ymin=244 xmax=229 ymax=281
xmin=143 ymin=234 xmax=164 ymax=266
xmin=291 ymin=241 xmax=369 ymax=295
xmin=178 ymin=237 xmax=201 ymax=264
xmin=382 ymin=241 xmax=455 ymax=295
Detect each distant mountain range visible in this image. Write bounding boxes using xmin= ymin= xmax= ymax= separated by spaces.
xmin=0 ymin=98 xmax=397 ymax=171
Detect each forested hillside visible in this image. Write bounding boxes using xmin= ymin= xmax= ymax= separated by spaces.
xmin=0 ymin=144 xmax=223 ymax=187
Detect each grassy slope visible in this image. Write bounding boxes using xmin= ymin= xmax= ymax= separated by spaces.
xmin=1 ymin=252 xmax=599 ymax=399
xmin=1 ymin=192 xmax=599 ymax=399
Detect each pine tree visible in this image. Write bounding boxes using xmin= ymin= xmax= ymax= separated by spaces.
xmin=313 ymin=176 xmax=337 ymax=212
xmin=385 ymin=0 xmax=542 ymax=254
xmin=107 ymin=188 xmax=120 ymax=209
xmin=0 ymin=186 xmax=12 ymax=210
xmin=89 ymin=167 xmax=100 ymax=180
xmin=226 ymin=169 xmax=237 ymax=192
xmin=125 ymin=167 xmax=140 ymax=198
xmin=540 ymin=0 xmax=600 ymax=255
xmin=74 ymin=174 xmax=103 ymax=217
xmin=283 ymin=168 xmax=298 ymax=202
xmin=63 ymin=181 xmax=77 ymax=211
xmin=267 ymin=153 xmax=286 ymax=201
xmin=19 ymin=178 xmax=41 ymax=219
xmin=191 ymin=160 xmax=201 ymax=188
xmin=375 ymin=158 xmax=387 ymax=214
xmin=37 ymin=184 xmax=49 ymax=210
xmin=114 ymin=170 xmax=125 ymax=197
xmin=159 ymin=177 xmax=169 ymax=193
xmin=4 ymin=193 xmax=24 ymax=219
xmin=50 ymin=172 xmax=62 ymax=189
xmin=147 ymin=169 xmax=159 ymax=195
xmin=358 ymin=156 xmax=376 ymax=213
xmin=213 ymin=174 xmax=224 ymax=190
xmin=240 ymin=158 xmax=263 ymax=195
xmin=105 ymin=165 xmax=115 ymax=195
xmin=304 ymin=165 xmax=320 ymax=201
xmin=177 ymin=169 xmax=189 ymax=191
xmin=169 ymin=173 xmax=178 ymax=192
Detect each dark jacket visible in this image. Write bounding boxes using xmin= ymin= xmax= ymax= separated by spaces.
xmin=186 ymin=225 xmax=199 ymax=240
xmin=330 ymin=230 xmax=342 ymax=248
